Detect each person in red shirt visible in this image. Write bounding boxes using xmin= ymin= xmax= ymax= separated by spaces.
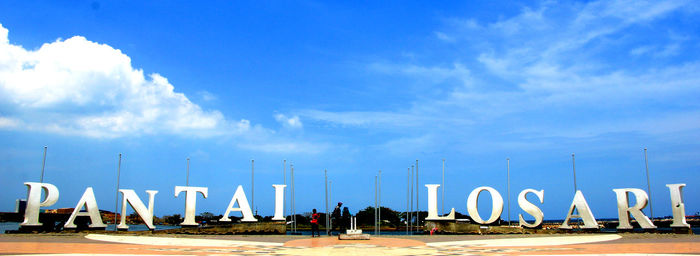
xmin=310 ymin=208 xmax=320 ymax=237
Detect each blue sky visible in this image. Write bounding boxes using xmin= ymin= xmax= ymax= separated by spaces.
xmin=1 ymin=0 xmax=699 ymax=221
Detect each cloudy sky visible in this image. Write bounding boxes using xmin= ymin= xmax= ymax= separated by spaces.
xmin=1 ymin=0 xmax=699 ymax=221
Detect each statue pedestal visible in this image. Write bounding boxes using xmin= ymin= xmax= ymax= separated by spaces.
xmin=338 ymin=233 xmax=370 ymax=240
xmin=346 ymin=229 xmax=362 ymax=235
xmin=338 ymin=216 xmax=369 ymax=240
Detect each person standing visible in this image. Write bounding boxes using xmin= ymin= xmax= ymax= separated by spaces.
xmin=341 ymin=207 xmax=350 ymax=231
xmin=330 ymin=202 xmax=342 ymax=235
xmin=310 ymin=209 xmax=320 ymax=237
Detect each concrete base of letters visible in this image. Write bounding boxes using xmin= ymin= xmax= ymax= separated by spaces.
xmin=338 ymin=233 xmax=371 ymax=240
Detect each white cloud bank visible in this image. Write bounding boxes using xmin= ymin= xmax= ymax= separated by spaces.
xmin=300 ymin=0 xmax=700 ymax=153
xmin=306 ymin=0 xmax=700 ymax=128
xmin=274 ymin=113 xmax=302 ymax=129
xmin=0 ymin=24 xmax=250 ymax=138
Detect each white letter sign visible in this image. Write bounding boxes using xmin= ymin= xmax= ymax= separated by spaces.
xmin=220 ymin=185 xmax=257 ymax=222
xmin=64 ymin=187 xmax=106 ymax=229
xmin=666 ymin=183 xmax=690 ymax=228
xmin=21 ymin=182 xmax=59 ymax=227
xmin=174 ymin=186 xmax=208 ymax=226
xmin=272 ymin=185 xmax=286 ymax=221
xmin=117 ymin=189 xmax=158 ymax=230
xmin=425 ymin=184 xmax=455 ymax=220
xmin=467 ymin=186 xmax=504 ymax=224
xmin=518 ymin=189 xmax=544 ymax=228
xmin=613 ymin=188 xmax=656 ymax=229
xmin=560 ymin=190 xmax=598 ymax=229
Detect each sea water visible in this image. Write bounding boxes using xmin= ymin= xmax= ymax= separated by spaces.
xmin=0 ymin=222 xmax=178 ymax=233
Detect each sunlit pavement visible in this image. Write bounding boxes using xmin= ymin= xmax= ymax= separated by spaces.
xmin=0 ymin=233 xmax=698 ymax=255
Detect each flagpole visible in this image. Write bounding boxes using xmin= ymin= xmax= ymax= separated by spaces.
xmin=410 ymin=165 xmax=414 ymax=234
xmin=645 ymin=148 xmax=653 ymax=221
xmin=251 ymin=159 xmax=255 ymax=217
xmin=329 ymin=180 xmax=332 ymax=232
xmin=441 ymin=159 xmax=445 ymax=215
xmin=325 ymin=169 xmax=329 ymax=236
xmin=283 ymin=159 xmax=287 ymax=221
xmin=378 ymin=170 xmax=381 ymax=235
xmin=289 ymin=164 xmax=297 ymax=233
xmin=507 ymin=157 xmax=511 ymax=226
xmin=374 ymin=175 xmax=378 ymax=235
xmin=406 ymin=167 xmax=409 ymax=235
xmin=415 ymin=160 xmax=419 ymax=230
xmin=572 ymin=153 xmax=577 ymax=193
xmin=114 ymin=153 xmax=121 ymax=231
xmin=40 ymin=146 xmax=47 ymax=183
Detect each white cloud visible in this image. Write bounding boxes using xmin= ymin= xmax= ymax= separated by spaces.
xmin=441 ymin=0 xmax=699 ymax=105
xmin=656 ymin=43 xmax=680 ymax=57
xmin=197 ymin=90 xmax=218 ymax=102
xmin=0 ymin=23 xmax=248 ymax=138
xmin=301 ymin=110 xmax=401 ymax=126
xmin=526 ymin=111 xmax=700 ymax=139
xmin=0 ymin=116 xmax=20 ymax=128
xmin=630 ymin=45 xmax=654 ymax=56
xmin=434 ymin=31 xmax=455 ymax=42
xmin=368 ymin=62 xmax=472 ymax=87
xmin=274 ymin=114 xmax=303 ymax=129
xmin=0 ymin=25 xmax=7 ymax=45
xmin=238 ymin=141 xmax=327 ymax=154
xmin=298 ymin=108 xmax=474 ymax=134
xmin=0 ymin=24 xmax=332 ymax=154
xmin=461 ymin=0 xmax=691 ymax=79
xmin=374 ymin=134 xmax=436 ymax=156
xmin=302 ymin=0 xmax=700 ymax=143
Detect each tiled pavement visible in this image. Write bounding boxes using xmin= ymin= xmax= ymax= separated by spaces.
xmin=0 ymin=233 xmax=698 ymax=255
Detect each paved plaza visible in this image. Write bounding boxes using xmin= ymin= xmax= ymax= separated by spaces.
xmin=0 ymin=233 xmax=698 ymax=255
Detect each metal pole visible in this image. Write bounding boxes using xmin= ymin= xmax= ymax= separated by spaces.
xmin=251 ymin=159 xmax=255 ymax=217
xmin=290 ymin=164 xmax=293 ymax=232
xmin=114 ymin=153 xmax=121 ymax=231
xmin=442 ymin=158 xmax=445 ymax=215
xmin=40 ymin=146 xmax=47 ymax=183
xmin=375 ymin=175 xmax=378 ymax=235
xmin=410 ymin=165 xmax=414 ymax=234
xmin=289 ymin=164 xmax=293 ymax=232
xmin=186 ymin=157 xmax=190 ymax=186
xmin=572 ymin=153 xmax=577 ymax=193
xmin=283 ymin=159 xmax=287 ymax=221
xmin=291 ymin=164 xmax=295 ymax=232
xmin=406 ymin=167 xmax=409 ymax=235
xmin=325 ymin=169 xmax=329 ymax=236
xmin=415 ymin=160 xmax=419 ymax=229
xmin=329 ymin=180 xmax=332 ymax=232
xmin=378 ymin=170 xmax=381 ymax=235
xmin=645 ymin=148 xmax=653 ymax=221
xmin=507 ymin=158 xmax=511 ymax=226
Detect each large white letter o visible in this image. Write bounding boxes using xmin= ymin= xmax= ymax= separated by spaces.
xmin=467 ymin=186 xmax=504 ymax=224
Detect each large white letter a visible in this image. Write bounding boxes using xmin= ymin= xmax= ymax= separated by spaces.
xmin=220 ymin=185 xmax=257 ymax=222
